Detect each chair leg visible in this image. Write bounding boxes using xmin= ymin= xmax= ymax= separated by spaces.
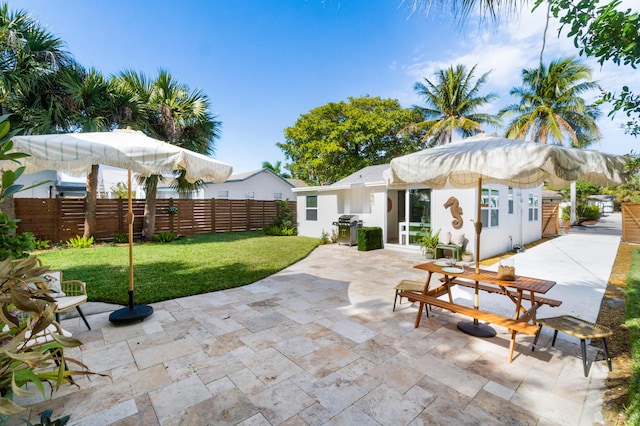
xmin=580 ymin=339 xmax=588 ymax=377
xmin=602 ymin=338 xmax=612 ymax=372
xmin=393 ymin=290 xmax=399 ymax=311
xmin=551 ymin=329 xmax=559 ymax=346
xmin=76 ymin=306 xmax=91 ymax=330
xmin=532 ymin=325 xmax=543 ymax=351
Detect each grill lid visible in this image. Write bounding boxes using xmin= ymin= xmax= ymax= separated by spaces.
xmin=338 ymin=214 xmax=358 ymax=222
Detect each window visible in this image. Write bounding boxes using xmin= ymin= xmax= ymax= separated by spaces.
xmin=508 ymin=187 xmax=514 ymax=214
xmin=217 ymin=190 xmax=228 ymax=199
xmin=274 ymin=192 xmax=282 ymax=200
xmin=528 ymin=194 xmax=539 ymax=221
xmin=306 ymin=195 xmax=318 ymax=221
xmin=245 ymin=191 xmax=255 ymax=199
xmin=481 ymin=188 xmax=499 ymax=228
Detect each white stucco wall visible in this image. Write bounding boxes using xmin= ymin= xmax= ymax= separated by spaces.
xmin=13 ymin=170 xmax=57 ymax=198
xmin=202 ymin=171 xmax=295 ymax=201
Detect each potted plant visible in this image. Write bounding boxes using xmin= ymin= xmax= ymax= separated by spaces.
xmin=462 ymin=251 xmax=474 ymax=262
xmin=419 ymin=228 xmax=440 ymax=259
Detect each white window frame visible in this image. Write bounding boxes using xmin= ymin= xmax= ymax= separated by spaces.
xmin=528 ymin=194 xmax=539 ymax=221
xmin=481 ymin=188 xmax=499 ymax=228
xmin=274 ymin=192 xmax=283 ymax=200
xmin=508 ymin=187 xmax=514 ymax=214
xmin=245 ymin=191 xmax=255 ymax=200
xmin=306 ymin=195 xmax=318 ymax=221
xmin=217 ymin=190 xmax=229 ymax=199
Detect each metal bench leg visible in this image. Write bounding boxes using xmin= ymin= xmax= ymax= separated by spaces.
xmin=393 ymin=290 xmax=399 ymax=311
xmin=602 ymin=338 xmax=612 ymax=372
xmin=76 ymin=306 xmax=91 ymax=330
xmin=580 ymin=339 xmax=588 ymax=377
xmin=532 ymin=325 xmax=542 ymax=351
xmin=551 ymin=329 xmax=559 ymax=346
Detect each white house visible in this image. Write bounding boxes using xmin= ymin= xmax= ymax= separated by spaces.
xmin=200 ymin=168 xmax=298 ymax=201
xmin=293 ymin=164 xmax=544 ymax=261
xmin=14 ymin=168 xmax=138 ymax=199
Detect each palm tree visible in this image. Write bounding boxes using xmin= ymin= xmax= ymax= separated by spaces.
xmin=113 ymin=69 xmax=221 ymax=240
xmin=498 ymin=57 xmax=601 ymax=147
xmin=413 ymin=64 xmax=501 ymax=146
xmin=262 ymin=160 xmax=291 ymax=178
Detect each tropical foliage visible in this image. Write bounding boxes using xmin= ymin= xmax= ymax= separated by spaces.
xmin=499 ymin=57 xmax=600 ymax=147
xmin=279 ymin=96 xmax=425 ymax=185
xmin=262 ymin=160 xmax=291 ymax=178
xmin=412 ymin=64 xmax=500 ymax=146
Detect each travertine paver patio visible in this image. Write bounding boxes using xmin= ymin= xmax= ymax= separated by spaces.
xmin=9 ymin=233 xmax=617 ymax=425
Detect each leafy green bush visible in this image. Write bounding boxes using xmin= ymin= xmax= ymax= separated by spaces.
xmin=33 ymin=239 xmax=50 ymax=250
xmin=264 ymin=200 xmax=297 ymax=236
xmin=319 ymin=230 xmax=331 ymax=245
xmin=357 ymin=227 xmax=383 ymax=251
xmin=580 ymin=205 xmax=601 ymax=221
xmin=66 ymin=235 xmax=94 ymax=248
xmin=153 ymin=231 xmax=177 ymax=243
xmin=113 ymin=233 xmax=128 ymax=243
xmin=0 ymin=212 xmax=35 ymax=260
xmin=625 ymin=249 xmax=640 ymax=423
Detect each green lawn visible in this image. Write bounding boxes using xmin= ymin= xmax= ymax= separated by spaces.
xmin=34 ymin=231 xmax=319 ymax=305
xmin=626 ymin=249 xmax=640 ymax=423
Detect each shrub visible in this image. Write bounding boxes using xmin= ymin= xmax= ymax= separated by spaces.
xmin=319 ymin=230 xmax=331 ymax=245
xmin=66 ymin=235 xmax=94 ymax=248
xmin=357 ymin=227 xmax=383 ymax=251
xmin=0 ymin=212 xmax=35 ymax=260
xmin=113 ymin=233 xmax=128 ymax=243
xmin=264 ymin=200 xmax=297 ymax=236
xmin=33 ymin=239 xmax=50 ymax=250
xmin=153 ymin=232 xmax=178 ymax=243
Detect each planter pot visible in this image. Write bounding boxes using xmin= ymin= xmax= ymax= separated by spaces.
xmin=462 ymin=254 xmax=473 ymax=262
xmin=425 ymin=251 xmax=435 ymax=259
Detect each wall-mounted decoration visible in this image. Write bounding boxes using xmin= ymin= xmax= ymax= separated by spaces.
xmin=444 ymin=196 xmax=463 ymax=229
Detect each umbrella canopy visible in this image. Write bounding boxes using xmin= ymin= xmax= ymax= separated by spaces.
xmin=385 ymin=134 xmax=629 ymax=271
xmin=386 ymin=133 xmax=628 ymax=190
xmin=8 ymin=128 xmax=232 ymax=184
xmin=6 ymin=129 xmax=233 ymax=324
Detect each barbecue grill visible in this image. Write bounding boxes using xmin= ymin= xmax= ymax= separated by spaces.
xmin=332 ymin=215 xmax=362 ymax=246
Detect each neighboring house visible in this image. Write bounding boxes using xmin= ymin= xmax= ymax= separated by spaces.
xmin=293 ymin=164 xmax=544 ymax=261
xmin=200 ymin=168 xmax=297 ymax=201
xmin=14 ymin=168 xmax=137 ymax=199
xmin=587 ymin=194 xmax=615 ymax=213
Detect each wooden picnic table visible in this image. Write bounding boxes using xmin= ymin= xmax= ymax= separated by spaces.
xmin=399 ymin=261 xmax=560 ymax=362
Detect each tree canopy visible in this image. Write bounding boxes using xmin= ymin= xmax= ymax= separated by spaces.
xmin=278 ymin=96 xmax=425 ymax=185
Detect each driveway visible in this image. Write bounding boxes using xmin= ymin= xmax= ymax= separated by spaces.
xmin=11 ymin=221 xmax=621 ymax=425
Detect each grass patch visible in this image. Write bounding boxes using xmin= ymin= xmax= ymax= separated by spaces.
xmin=625 ymin=248 xmax=640 ymax=423
xmin=34 ymin=231 xmax=319 ymax=305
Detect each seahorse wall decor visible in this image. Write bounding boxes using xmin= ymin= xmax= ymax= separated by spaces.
xmin=444 ymin=196 xmax=463 ymax=229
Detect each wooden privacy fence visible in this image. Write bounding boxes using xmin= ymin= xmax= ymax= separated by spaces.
xmin=541 ymin=202 xmax=559 ymax=237
xmin=14 ymin=198 xmax=296 ymax=243
xmin=622 ymin=203 xmax=640 ymax=243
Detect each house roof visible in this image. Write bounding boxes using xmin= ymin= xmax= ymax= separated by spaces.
xmin=331 ymin=164 xmax=390 ymax=187
xmin=286 ymin=178 xmax=309 ymax=188
xmin=218 ymin=168 xmax=294 ymax=187
xmin=542 ymin=189 xmax=563 ymax=200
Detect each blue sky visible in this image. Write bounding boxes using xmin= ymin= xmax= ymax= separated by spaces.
xmin=19 ymin=0 xmax=639 ymax=175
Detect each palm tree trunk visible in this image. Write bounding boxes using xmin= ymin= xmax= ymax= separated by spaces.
xmin=83 ymin=164 xmax=99 ymax=238
xmin=142 ymin=175 xmax=158 ymax=241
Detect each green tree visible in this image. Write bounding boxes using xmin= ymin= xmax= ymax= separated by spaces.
xmin=112 ymin=70 xmax=221 ymax=240
xmin=413 ymin=64 xmax=500 ymax=146
xmin=262 ymin=160 xmax=291 ymax=178
xmin=499 ymin=58 xmax=601 ymax=147
xmin=278 ymin=96 xmax=424 ymax=185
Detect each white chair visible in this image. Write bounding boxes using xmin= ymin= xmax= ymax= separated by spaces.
xmin=41 ymin=270 xmax=91 ymax=330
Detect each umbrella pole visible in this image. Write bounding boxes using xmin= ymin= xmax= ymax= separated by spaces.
xmin=457 ymin=176 xmax=496 ymax=338
xmin=109 ymin=170 xmax=154 ymax=325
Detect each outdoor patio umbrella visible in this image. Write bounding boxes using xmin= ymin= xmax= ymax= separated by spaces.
xmin=7 ymin=128 xmax=233 ymax=324
xmin=385 ymin=133 xmax=628 ymax=336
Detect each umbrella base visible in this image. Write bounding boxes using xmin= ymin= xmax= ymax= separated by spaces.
xmin=109 ymin=305 xmax=154 ymax=324
xmin=457 ymin=320 xmax=497 ymax=338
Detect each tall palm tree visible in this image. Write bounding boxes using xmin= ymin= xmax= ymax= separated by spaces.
xmin=498 ymin=57 xmax=601 ymax=147
xmin=113 ymin=69 xmax=221 ymax=240
xmin=413 ymin=64 xmax=501 ymax=146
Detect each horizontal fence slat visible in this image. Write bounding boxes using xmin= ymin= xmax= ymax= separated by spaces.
xmin=14 ymin=198 xmax=296 ymax=242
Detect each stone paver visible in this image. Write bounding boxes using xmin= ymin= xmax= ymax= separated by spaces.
xmin=9 ymin=224 xmax=620 ymax=425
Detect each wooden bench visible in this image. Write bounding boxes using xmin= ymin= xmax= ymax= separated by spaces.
xmin=398 ymin=290 xmax=540 ymax=362
xmin=450 ymin=279 xmax=562 ymax=308
xmin=532 ymin=315 xmax=613 ymax=377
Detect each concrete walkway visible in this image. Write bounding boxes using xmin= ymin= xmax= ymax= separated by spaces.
xmin=10 ymin=219 xmax=622 ymax=425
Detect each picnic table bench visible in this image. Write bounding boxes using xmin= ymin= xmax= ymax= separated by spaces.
xmin=402 ymin=262 xmax=560 ymax=362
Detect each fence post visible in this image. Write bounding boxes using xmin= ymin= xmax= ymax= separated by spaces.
xmin=210 ymin=198 xmax=216 ymax=233
xmin=169 ymin=198 xmax=175 ymax=234
xmin=53 ymin=195 xmax=61 ymax=243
